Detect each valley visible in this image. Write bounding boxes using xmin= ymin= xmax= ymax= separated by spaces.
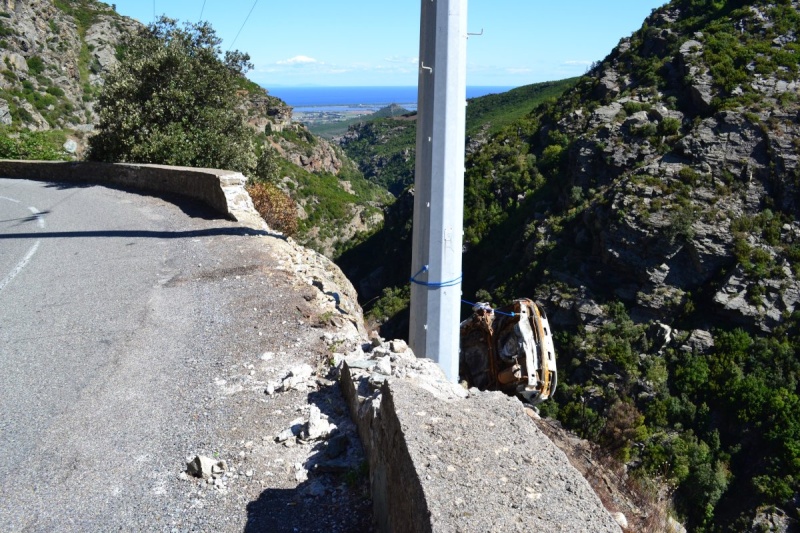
xmin=1 ymin=0 xmax=799 ymax=530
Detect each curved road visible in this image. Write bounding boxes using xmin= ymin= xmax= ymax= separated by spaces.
xmin=0 ymin=178 xmax=370 ymax=532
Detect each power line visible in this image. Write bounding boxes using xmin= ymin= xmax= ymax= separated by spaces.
xmin=199 ymin=0 xmax=207 ymax=21
xmin=227 ymin=0 xmax=258 ymax=51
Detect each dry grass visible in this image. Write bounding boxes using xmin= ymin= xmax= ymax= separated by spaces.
xmin=531 ymin=414 xmax=677 ymax=533
xmin=246 ymin=182 xmax=299 ymax=237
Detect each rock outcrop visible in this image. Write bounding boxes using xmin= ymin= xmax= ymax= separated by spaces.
xmin=0 ymin=0 xmax=140 ymax=131
xmin=524 ymin=1 xmax=800 ymax=334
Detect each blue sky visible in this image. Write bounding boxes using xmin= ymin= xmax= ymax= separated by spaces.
xmin=109 ymin=0 xmax=668 ymax=88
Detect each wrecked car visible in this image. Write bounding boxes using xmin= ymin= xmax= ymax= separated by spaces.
xmin=460 ymin=298 xmax=557 ymax=405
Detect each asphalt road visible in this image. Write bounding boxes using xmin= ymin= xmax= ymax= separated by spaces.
xmin=0 ymin=178 xmax=371 ymax=532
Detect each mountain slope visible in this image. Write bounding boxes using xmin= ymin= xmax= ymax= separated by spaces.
xmin=0 ymin=0 xmax=139 ymax=135
xmin=0 ymin=0 xmax=386 ymax=254
xmin=338 ymin=1 xmax=800 ymax=529
xmin=338 ymin=79 xmax=579 ymax=198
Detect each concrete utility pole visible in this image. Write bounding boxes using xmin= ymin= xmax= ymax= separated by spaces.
xmin=409 ymin=0 xmax=468 ymax=382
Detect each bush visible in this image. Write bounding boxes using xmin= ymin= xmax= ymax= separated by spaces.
xmin=26 ymin=56 xmax=45 ymax=75
xmin=0 ymin=130 xmax=65 ymax=160
xmin=254 ymin=146 xmax=280 ymax=183
xmin=88 ymin=17 xmax=257 ymax=173
xmin=658 ymin=117 xmax=681 ymax=136
xmin=246 ymin=182 xmax=298 ymax=236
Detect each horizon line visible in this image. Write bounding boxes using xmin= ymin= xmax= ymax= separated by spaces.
xmin=262 ymin=84 xmax=520 ymax=88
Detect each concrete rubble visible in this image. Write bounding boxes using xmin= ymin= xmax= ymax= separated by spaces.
xmin=186 ymin=455 xmax=228 ymax=480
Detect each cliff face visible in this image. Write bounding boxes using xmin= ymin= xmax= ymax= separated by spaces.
xmin=530 ymin=0 xmax=800 ymax=334
xmin=0 ymin=0 xmax=139 ymax=132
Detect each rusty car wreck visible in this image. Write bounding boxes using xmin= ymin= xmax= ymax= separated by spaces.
xmin=460 ymin=298 xmax=557 ymax=405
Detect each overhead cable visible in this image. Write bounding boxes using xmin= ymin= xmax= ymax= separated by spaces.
xmin=227 ymin=0 xmax=259 ymax=51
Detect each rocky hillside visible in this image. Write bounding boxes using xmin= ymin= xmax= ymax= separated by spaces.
xmin=339 ymin=0 xmax=800 ymax=530
xmin=265 ymin=123 xmax=390 ymax=256
xmin=0 ymin=0 xmax=126 ymax=141
xmin=0 ymin=0 xmax=293 ymax=149
xmin=530 ymin=1 xmax=800 ymax=336
xmin=0 ymin=0 xmax=136 ymax=136
xmin=0 ymin=0 xmax=385 ymax=255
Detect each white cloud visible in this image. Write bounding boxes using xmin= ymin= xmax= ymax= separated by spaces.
xmin=277 ymin=55 xmax=319 ymax=65
xmin=506 ymin=67 xmax=533 ymax=74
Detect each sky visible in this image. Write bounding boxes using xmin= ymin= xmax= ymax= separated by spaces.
xmin=108 ymin=0 xmax=668 ymax=88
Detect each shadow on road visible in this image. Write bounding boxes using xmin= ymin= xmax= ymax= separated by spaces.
xmin=244 ymin=379 xmax=373 ymax=533
xmin=0 ymin=210 xmax=52 ymax=225
xmin=42 ymin=180 xmax=236 ymax=222
xmin=0 ymin=227 xmax=283 ymax=240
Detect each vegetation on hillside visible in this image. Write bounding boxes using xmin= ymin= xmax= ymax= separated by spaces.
xmin=337 ymin=0 xmax=800 ymax=529
xmin=464 ymin=78 xmax=580 ymax=137
xmin=339 ymin=79 xmax=578 ymax=198
xmin=339 ymin=117 xmax=417 ymax=196
xmin=246 ymin=180 xmax=298 ymax=236
xmin=0 ymin=129 xmax=68 ymax=160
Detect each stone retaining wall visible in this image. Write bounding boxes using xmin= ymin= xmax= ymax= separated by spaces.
xmin=0 ymin=160 xmax=255 ymax=221
xmin=338 ymin=340 xmax=623 ymax=533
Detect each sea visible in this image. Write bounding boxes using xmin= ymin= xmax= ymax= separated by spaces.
xmin=266 ymin=86 xmax=515 ymax=113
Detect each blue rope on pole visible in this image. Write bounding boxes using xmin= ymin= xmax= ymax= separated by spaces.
xmin=409 ymin=266 xmax=515 ymax=316
xmin=410 ymin=265 xmax=462 ymax=289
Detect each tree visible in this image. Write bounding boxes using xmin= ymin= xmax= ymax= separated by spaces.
xmin=254 ymin=146 xmax=280 ymax=184
xmin=88 ymin=17 xmax=256 ymax=173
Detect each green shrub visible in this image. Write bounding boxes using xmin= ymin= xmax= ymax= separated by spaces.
xmin=0 ymin=129 xmax=66 ymax=160
xmin=88 ymin=17 xmax=257 ymax=174
xmin=658 ymin=117 xmax=681 ymax=136
xmin=46 ymin=86 xmax=65 ymax=98
xmin=26 ymin=56 xmax=45 ymax=75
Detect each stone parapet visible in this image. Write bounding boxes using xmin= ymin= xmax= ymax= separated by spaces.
xmin=339 ymin=340 xmax=622 ymax=533
xmin=0 ymin=160 xmax=251 ymax=221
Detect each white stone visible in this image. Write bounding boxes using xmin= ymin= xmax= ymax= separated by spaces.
xmin=375 ymin=356 xmax=392 ymax=376
xmin=275 ymin=428 xmax=295 ymax=443
xmin=63 ymin=139 xmax=78 ymax=154
xmin=306 ymin=405 xmax=336 ymax=440
xmin=186 ymin=455 xmax=226 ymax=480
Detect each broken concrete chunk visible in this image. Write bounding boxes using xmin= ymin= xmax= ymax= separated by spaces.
xmin=275 ymin=428 xmax=296 ymax=443
xmin=186 ymin=455 xmax=227 ymax=479
xmin=390 ymin=339 xmax=409 ymax=353
xmin=344 ymin=359 xmax=376 ymax=370
xmin=306 ymin=405 xmax=336 ymax=441
xmin=375 ymin=356 xmax=392 ymax=376
xmin=289 ymin=363 xmax=313 ymax=380
xmin=280 ymin=364 xmax=316 ymax=391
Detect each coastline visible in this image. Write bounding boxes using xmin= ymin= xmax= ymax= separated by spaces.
xmin=265 ymin=85 xmax=514 ymax=130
